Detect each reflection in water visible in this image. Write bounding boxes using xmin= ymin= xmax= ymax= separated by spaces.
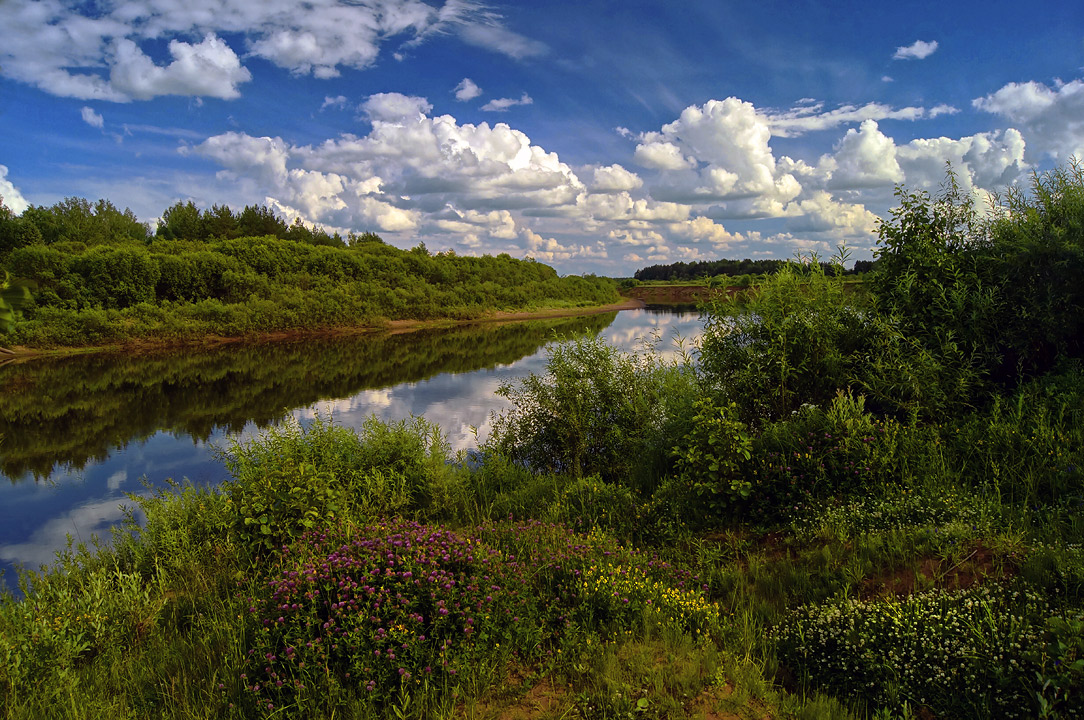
xmin=0 ymin=307 xmax=702 ymax=593
xmin=0 ymin=314 xmax=616 ymax=481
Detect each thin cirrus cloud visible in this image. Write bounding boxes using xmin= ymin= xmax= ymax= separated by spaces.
xmin=893 ymin=39 xmax=939 ymax=60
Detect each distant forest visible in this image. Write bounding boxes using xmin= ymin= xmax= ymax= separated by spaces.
xmin=0 ymin=197 xmax=618 ymax=349
xmin=633 ymin=257 xmax=875 ymax=282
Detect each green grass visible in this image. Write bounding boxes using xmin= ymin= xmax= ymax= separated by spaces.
xmin=3 ymin=382 xmax=1081 ymax=719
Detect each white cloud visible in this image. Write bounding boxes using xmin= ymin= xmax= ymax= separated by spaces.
xmin=634 ymin=140 xmax=696 ymax=171
xmin=480 ymin=92 xmax=533 ymax=112
xmin=321 ymin=95 xmax=349 ymax=110
xmin=183 ymin=87 xmax=1038 ymax=273
xmin=666 ymin=216 xmax=744 ymax=249
xmin=109 ymin=33 xmax=251 ymax=100
xmin=893 ymin=39 xmax=939 ymax=60
xmin=454 ymin=78 xmax=482 ymax=102
xmin=588 ymin=164 xmax=643 ymax=193
xmin=0 ymin=165 xmax=30 ymax=214
xmin=896 ymin=129 xmax=1028 ymax=199
xmin=824 ymin=120 xmax=904 ymax=189
xmin=81 ymin=106 xmax=105 ymax=129
xmin=0 ymin=0 xmax=542 ymax=102
xmin=635 ymin=98 xmax=802 ymax=205
xmin=363 ymin=92 xmax=433 ymax=122
xmin=974 ymin=78 xmax=1084 ymax=161
xmin=766 ymin=101 xmax=957 ymax=137
xmin=787 ymin=191 xmax=881 ymax=238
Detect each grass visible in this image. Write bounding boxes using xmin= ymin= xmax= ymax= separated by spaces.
xmin=2 ymin=359 xmax=1083 ymax=719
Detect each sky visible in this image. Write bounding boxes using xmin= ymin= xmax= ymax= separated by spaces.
xmin=1 ymin=0 xmax=1083 ymax=276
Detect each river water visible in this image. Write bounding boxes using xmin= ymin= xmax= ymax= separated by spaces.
xmin=0 ymin=307 xmax=703 ymax=594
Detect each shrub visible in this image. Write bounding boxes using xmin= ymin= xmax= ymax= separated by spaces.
xmin=750 ymin=393 xmax=887 ymax=518
xmin=700 ymin=251 xmax=886 ymax=424
xmin=222 ymin=416 xmax=454 ymax=554
xmin=489 ymin=335 xmax=698 ymax=492
xmin=654 ymin=397 xmax=753 ymax=529
xmin=239 ymin=518 xmax=720 ymax=717
xmin=774 ymin=584 xmax=1083 ymax=719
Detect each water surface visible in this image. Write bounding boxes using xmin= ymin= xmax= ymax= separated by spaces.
xmin=0 ymin=307 xmax=703 ymax=592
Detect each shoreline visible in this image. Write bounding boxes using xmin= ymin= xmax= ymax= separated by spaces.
xmin=0 ymin=297 xmax=645 ymax=363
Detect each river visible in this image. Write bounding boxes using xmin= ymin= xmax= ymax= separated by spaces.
xmin=0 ymin=306 xmax=703 ymax=594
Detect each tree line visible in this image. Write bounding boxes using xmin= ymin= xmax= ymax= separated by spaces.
xmin=0 ymin=196 xmax=618 ymax=348
xmin=633 ymin=256 xmax=875 ymax=282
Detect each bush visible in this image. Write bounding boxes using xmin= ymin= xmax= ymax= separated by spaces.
xmin=774 ymin=584 xmax=1083 ymax=719
xmin=700 ymin=252 xmax=884 ymax=424
xmin=222 ymin=416 xmax=454 ymax=555
xmin=654 ymin=397 xmax=753 ymax=529
xmin=489 ymin=335 xmax=698 ymax=492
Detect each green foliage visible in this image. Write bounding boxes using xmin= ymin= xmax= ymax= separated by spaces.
xmin=657 ymin=398 xmax=753 ymax=527
xmin=70 ymin=245 xmax=161 ymax=308
xmin=751 ymin=393 xmax=887 ymax=517
xmin=222 ymin=415 xmax=453 ymax=554
xmin=489 ymin=335 xmax=697 ymax=491
xmin=981 ymin=161 xmax=1084 ymax=380
xmin=1 ymin=227 xmax=619 ymax=348
xmin=0 ymin=198 xmax=42 ymax=258
xmin=775 ymin=584 xmax=1081 ymax=719
xmin=20 ymin=197 xmax=148 ymax=246
xmin=701 ymin=249 xmax=884 ymax=423
xmin=0 ymin=269 xmax=31 ymax=335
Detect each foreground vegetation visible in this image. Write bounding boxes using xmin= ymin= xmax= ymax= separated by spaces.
xmin=2 ymin=163 xmax=1084 ymax=719
xmin=0 ymin=198 xmax=618 ymax=350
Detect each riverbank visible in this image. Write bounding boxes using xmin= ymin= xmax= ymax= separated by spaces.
xmin=0 ymin=298 xmax=644 ymax=362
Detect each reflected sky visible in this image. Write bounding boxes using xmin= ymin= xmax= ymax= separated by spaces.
xmin=0 ymin=307 xmax=702 ymax=594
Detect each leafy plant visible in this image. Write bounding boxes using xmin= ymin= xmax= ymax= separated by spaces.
xmin=656 ymin=397 xmax=753 ymax=527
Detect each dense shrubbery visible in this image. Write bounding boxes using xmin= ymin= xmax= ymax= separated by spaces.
xmin=0 ymin=197 xmax=619 ymax=347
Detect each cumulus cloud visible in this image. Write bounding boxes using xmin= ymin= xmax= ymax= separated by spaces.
xmin=81 ymin=106 xmax=105 ymax=128
xmin=0 ymin=0 xmax=543 ymax=102
xmin=109 ymin=33 xmax=251 ymax=100
xmin=362 ymin=92 xmax=433 ymax=122
xmin=184 ymin=86 xmax=1038 ymax=273
xmin=974 ymin=78 xmax=1084 ymax=161
xmin=634 ymin=98 xmax=802 ymax=206
xmin=893 ymin=39 xmax=939 ymax=60
xmin=192 ymin=92 xmax=585 ymax=238
xmin=480 ymin=92 xmax=533 ymax=112
xmin=824 ymin=120 xmax=904 ymax=189
xmin=588 ymin=164 xmax=643 ymax=193
xmin=453 ymin=78 xmax=482 ymax=101
xmin=0 ymin=165 xmax=30 ymax=214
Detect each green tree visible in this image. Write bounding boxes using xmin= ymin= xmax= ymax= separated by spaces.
xmin=237 ymin=204 xmax=287 ymax=238
xmin=0 ymin=269 xmax=31 ymax=336
xmin=201 ymin=204 xmax=240 ymax=239
xmin=0 ymin=197 xmax=43 ymax=257
xmin=157 ymin=201 xmax=204 ymax=240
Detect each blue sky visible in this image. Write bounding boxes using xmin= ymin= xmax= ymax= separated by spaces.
xmin=1 ymin=0 xmax=1082 ymax=275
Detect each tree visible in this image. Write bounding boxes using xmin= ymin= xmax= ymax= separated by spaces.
xmin=0 ymin=269 xmax=31 ymax=338
xmin=0 ymin=197 xmax=43 ymax=256
xmin=157 ymin=201 xmax=204 ymax=240
xmin=202 ymin=204 xmax=240 ymax=239
xmin=237 ymin=204 xmax=287 ymax=238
